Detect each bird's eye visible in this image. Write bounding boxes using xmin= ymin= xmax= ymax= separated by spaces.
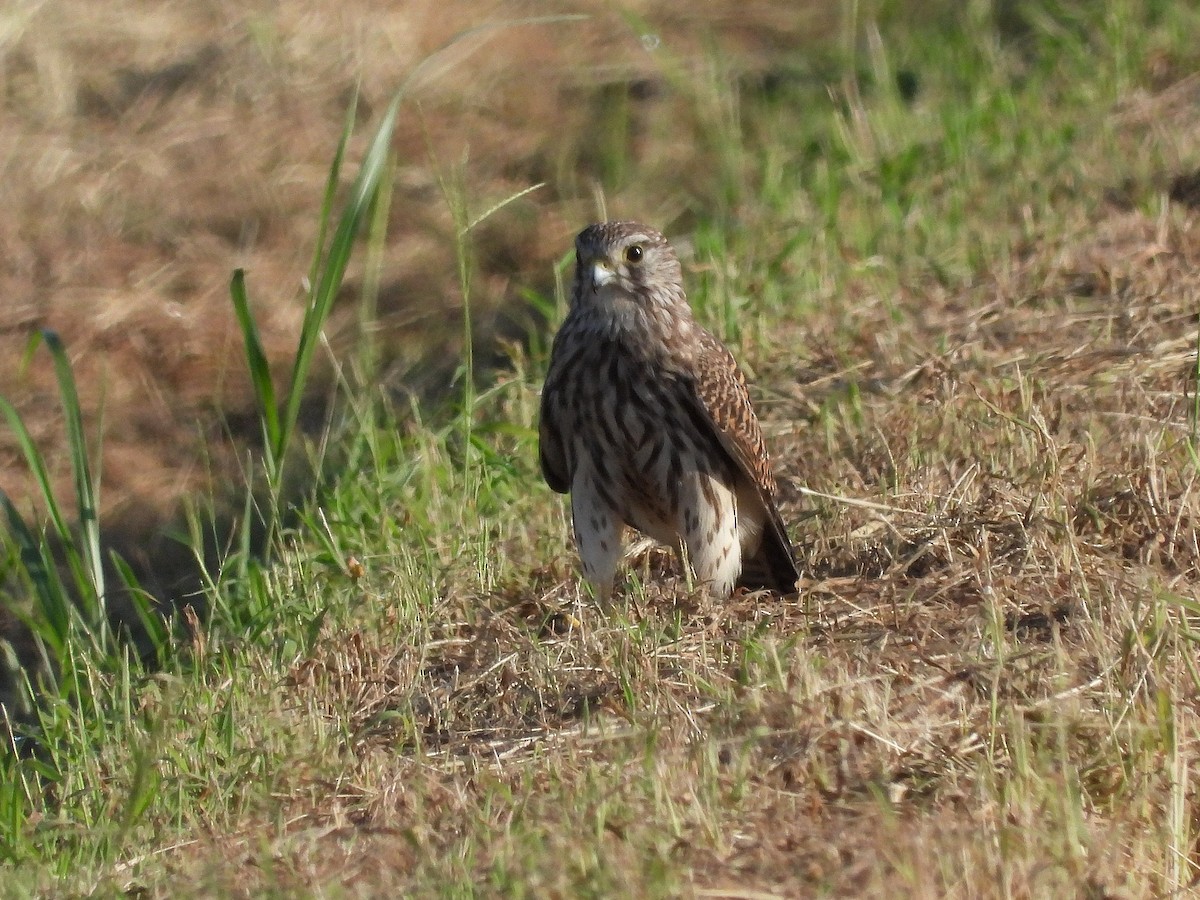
xmin=624 ymin=245 xmax=644 ymax=264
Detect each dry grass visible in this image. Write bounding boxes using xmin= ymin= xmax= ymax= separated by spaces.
xmin=0 ymin=0 xmax=845 ymax=666
xmin=0 ymin=0 xmax=838 ymax=534
xmin=100 ymin=199 xmax=1200 ymax=897
xmin=6 ymin=1 xmax=1200 ymax=897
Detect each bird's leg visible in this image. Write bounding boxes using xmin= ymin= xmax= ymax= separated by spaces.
xmin=680 ymin=476 xmax=741 ymax=597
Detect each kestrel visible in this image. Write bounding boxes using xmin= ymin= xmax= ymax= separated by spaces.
xmin=539 ymin=221 xmax=798 ymax=598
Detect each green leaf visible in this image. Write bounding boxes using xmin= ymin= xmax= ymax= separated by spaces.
xmin=229 ymin=269 xmax=281 ymax=466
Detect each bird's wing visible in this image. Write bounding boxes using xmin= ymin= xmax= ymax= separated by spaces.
xmin=685 ymin=331 xmax=777 ymax=495
xmin=682 ymin=330 xmax=799 ymax=588
xmin=538 ymin=366 xmax=571 ymax=494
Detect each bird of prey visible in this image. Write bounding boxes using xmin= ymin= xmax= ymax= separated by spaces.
xmin=539 ymin=220 xmax=798 ymax=598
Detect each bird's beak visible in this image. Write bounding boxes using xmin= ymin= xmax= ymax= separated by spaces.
xmin=589 ymin=259 xmax=616 ymax=291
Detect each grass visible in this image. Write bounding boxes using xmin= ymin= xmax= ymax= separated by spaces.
xmin=5 ymin=0 xmax=1200 ymax=896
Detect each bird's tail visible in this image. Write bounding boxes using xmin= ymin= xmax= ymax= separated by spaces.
xmin=738 ymin=510 xmax=799 ymax=594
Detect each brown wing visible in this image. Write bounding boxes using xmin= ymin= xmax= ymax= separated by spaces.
xmin=683 ymin=330 xmax=799 ymax=591
xmin=687 ymin=332 xmax=777 ymax=495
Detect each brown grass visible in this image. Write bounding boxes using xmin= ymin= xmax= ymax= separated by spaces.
xmin=0 ymin=0 xmax=846 ymax=661
xmin=0 ymin=0 xmax=839 ymax=532
xmin=7 ymin=2 xmax=1200 ymax=897
xmin=111 ymin=196 xmax=1200 ymax=896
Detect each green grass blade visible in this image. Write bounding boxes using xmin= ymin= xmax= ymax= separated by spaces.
xmin=116 ymin=716 xmax=162 ymax=841
xmin=0 ymin=393 xmax=94 ymax=627
xmin=272 ymin=16 xmax=583 ymax=484
xmin=308 ymin=89 xmax=358 ymax=297
xmin=278 ymin=91 xmax=404 ymax=471
xmin=108 ymin=550 xmax=169 ymax=662
xmin=0 ymin=492 xmax=71 ymax=659
xmin=229 ymin=269 xmax=281 ymax=467
xmin=0 ymin=396 xmax=72 ymax=550
xmin=459 ymin=183 xmax=545 ymax=237
xmin=38 ymin=331 xmax=105 ymax=616
xmin=357 ymin=154 xmax=394 ymax=389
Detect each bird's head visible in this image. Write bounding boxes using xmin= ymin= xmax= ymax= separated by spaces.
xmin=571 ymin=221 xmax=688 ymax=318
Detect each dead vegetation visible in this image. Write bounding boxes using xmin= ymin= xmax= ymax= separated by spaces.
xmin=127 ymin=199 xmax=1200 ymax=896
xmin=0 ymin=0 xmax=846 ymax=671
xmin=0 ymin=0 xmax=839 ymax=536
xmin=5 ymin=1 xmax=1200 ymax=897
xmin=258 ymin=200 xmax=1195 ymax=897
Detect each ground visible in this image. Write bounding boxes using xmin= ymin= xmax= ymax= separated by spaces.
xmin=3 ymin=1 xmax=1200 ymax=897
